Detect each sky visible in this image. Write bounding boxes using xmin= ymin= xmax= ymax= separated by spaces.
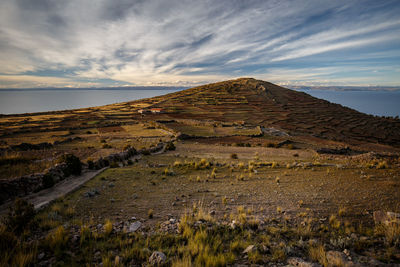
xmin=0 ymin=0 xmax=400 ymax=88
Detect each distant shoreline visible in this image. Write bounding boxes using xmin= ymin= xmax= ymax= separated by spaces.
xmin=0 ymin=86 xmax=188 ymax=92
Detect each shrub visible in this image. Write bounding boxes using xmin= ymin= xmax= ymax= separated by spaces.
xmin=47 ymin=226 xmax=68 ymax=252
xmin=165 ymin=142 xmax=176 ymax=151
xmin=58 ymin=154 xmax=82 ymax=176
xmin=102 ymin=143 xmax=112 ymax=149
xmin=308 ymin=244 xmax=327 ymax=266
xmin=142 ymin=150 xmax=151 ymax=155
xmin=104 ymin=220 xmax=113 ymax=236
xmin=110 ymin=161 xmax=119 ymax=168
xmin=87 ymin=159 xmax=94 ymax=169
xmin=42 ymin=173 xmax=54 ymax=189
xmin=230 ymin=153 xmax=238 ymax=159
xmin=148 ymin=209 xmax=154 ymax=219
xmin=5 ymin=198 xmax=36 ymax=234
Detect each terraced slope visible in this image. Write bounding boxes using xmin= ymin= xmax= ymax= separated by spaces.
xmin=148 ymin=78 xmax=400 ymax=146
xmin=1 ymin=78 xmax=399 ymax=147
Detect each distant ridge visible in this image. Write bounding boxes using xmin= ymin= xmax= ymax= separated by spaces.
xmin=144 ymin=78 xmax=400 ymax=146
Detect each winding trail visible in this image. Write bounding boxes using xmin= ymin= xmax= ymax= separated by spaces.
xmin=0 ymin=168 xmax=108 ymax=214
xmin=0 ymin=142 xmax=170 ymax=214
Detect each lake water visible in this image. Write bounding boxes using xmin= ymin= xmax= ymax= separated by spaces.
xmin=296 ymin=89 xmax=400 ymax=117
xmin=0 ymin=88 xmax=182 ymax=115
xmin=0 ymin=88 xmax=399 ymax=117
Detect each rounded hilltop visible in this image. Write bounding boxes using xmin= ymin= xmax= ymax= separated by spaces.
xmin=146 ymin=78 xmax=400 ymax=147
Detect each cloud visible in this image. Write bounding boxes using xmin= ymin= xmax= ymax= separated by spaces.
xmin=0 ymin=0 xmax=400 ymax=87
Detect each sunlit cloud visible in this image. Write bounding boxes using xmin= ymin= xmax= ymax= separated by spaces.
xmin=0 ymin=0 xmax=399 ymax=88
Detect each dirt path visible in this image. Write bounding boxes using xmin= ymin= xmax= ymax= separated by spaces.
xmin=0 ymin=143 xmax=169 ymax=214
xmin=0 ymin=168 xmax=108 ymax=214
xmin=31 ymin=168 xmax=108 ymax=210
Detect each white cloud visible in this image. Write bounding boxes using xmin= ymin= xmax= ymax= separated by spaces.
xmin=0 ymin=0 xmax=399 ymax=87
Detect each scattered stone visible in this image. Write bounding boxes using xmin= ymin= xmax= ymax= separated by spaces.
xmin=110 ymin=198 xmax=115 ymax=203
xmin=108 ymin=182 xmax=115 ymax=187
xmin=126 ymin=221 xmax=142 ymax=233
xmin=287 ymin=257 xmax=321 ymax=267
xmin=84 ymin=189 xmax=99 ymax=198
xmin=148 ymin=251 xmax=166 ymax=266
xmin=209 ymin=210 xmax=216 ymax=215
xmin=242 ymin=245 xmax=256 ymax=254
xmin=38 ymin=252 xmax=45 ymax=260
xmin=94 ymin=251 xmax=102 ymax=261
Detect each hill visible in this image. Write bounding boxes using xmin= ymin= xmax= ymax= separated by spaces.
xmin=142 ymin=78 xmax=400 ymax=147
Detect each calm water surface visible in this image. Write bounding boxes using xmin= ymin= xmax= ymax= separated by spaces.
xmin=0 ymin=89 xmax=181 ymax=114
xmin=297 ymin=89 xmax=400 ymax=117
xmin=0 ymin=88 xmax=399 ymax=117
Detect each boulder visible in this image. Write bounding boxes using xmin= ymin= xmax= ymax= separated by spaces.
xmin=148 ymin=251 xmax=166 ymax=266
xmin=287 ymin=257 xmax=321 ymax=267
xmin=242 ymin=245 xmax=256 ymax=254
xmin=126 ymin=221 xmax=142 ymax=233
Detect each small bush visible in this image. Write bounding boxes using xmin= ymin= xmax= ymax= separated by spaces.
xmin=165 ymin=142 xmax=176 ymax=151
xmin=110 ymin=161 xmax=119 ymax=168
xmin=104 ymin=220 xmax=113 ymax=236
xmin=42 ymin=173 xmax=54 ymax=189
xmin=230 ymin=153 xmax=238 ymax=159
xmin=58 ymin=154 xmax=82 ymax=176
xmin=308 ymin=244 xmax=327 ymax=266
xmin=47 ymin=226 xmax=68 ymax=253
xmin=377 ymin=161 xmax=388 ymax=169
xmin=6 ymin=198 xmax=36 ymax=234
xmin=148 ymin=209 xmax=154 ymax=219
xmin=87 ymin=159 xmax=94 ymax=169
xmin=102 ymin=143 xmax=112 ymax=149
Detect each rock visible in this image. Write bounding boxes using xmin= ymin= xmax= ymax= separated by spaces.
xmin=38 ymin=252 xmax=45 ymax=260
xmin=127 ymin=221 xmax=142 ymax=233
xmin=287 ymin=257 xmax=321 ymax=267
xmin=326 ymin=251 xmax=351 ymax=267
xmin=148 ymin=251 xmax=166 ymax=266
xmin=108 ymin=182 xmax=115 ymax=188
xmin=94 ymin=251 xmax=102 ymax=261
xmin=242 ymin=245 xmax=256 ymax=254
xmin=209 ymin=210 xmax=216 ymax=215
xmin=84 ymin=188 xmax=99 ymax=198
